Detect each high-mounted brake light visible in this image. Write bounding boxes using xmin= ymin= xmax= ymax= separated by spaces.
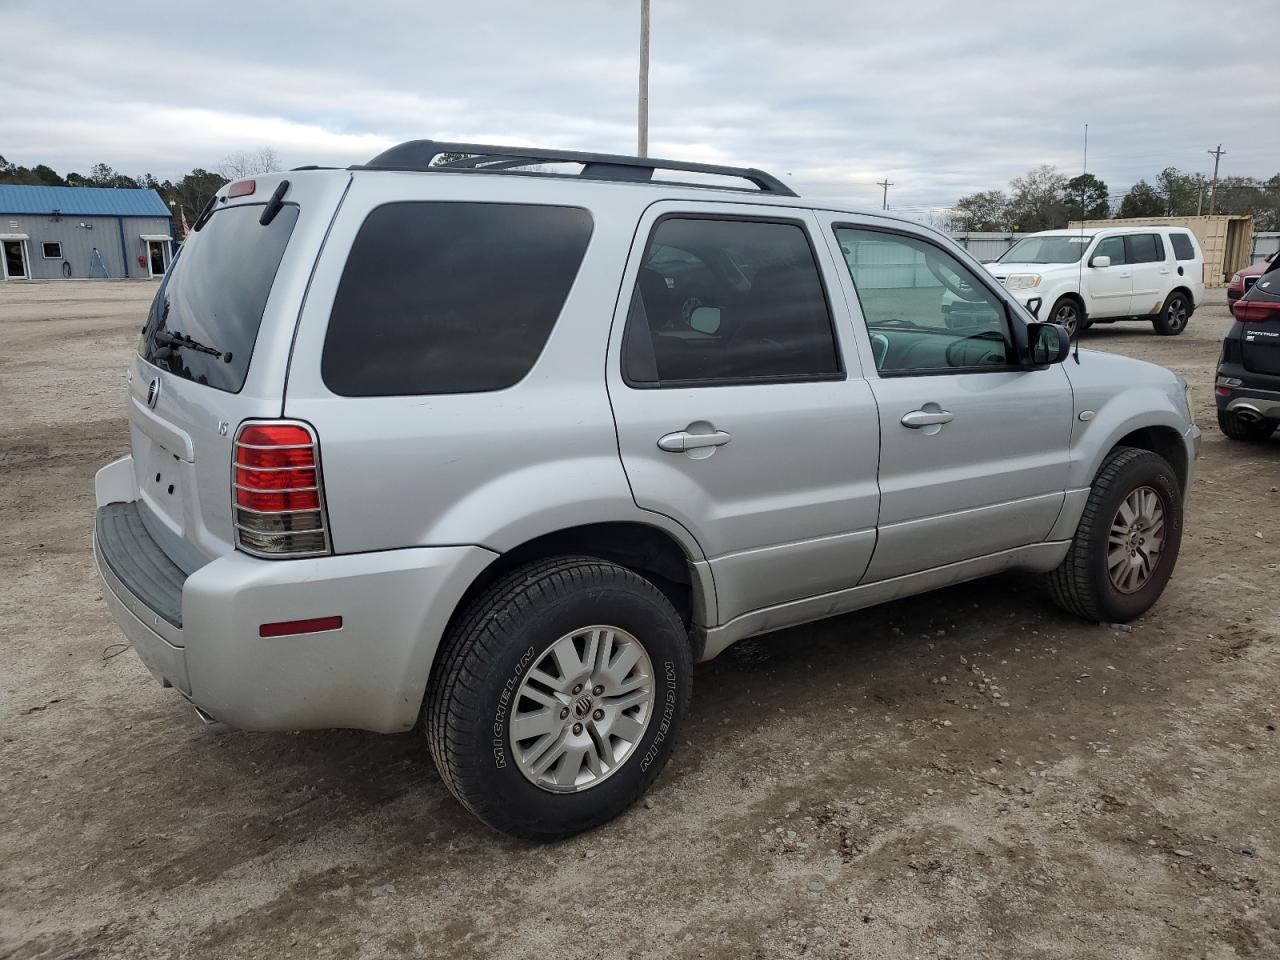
xmin=227 ymin=179 xmax=256 ymax=198
xmin=233 ymin=421 xmax=330 ymax=558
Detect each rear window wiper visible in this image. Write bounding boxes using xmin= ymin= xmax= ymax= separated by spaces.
xmin=154 ymin=329 xmax=232 ymax=363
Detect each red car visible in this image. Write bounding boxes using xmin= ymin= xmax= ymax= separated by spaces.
xmin=1228 ymin=251 xmax=1278 ymax=301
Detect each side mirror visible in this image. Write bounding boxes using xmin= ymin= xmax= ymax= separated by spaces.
xmin=1027 ymin=322 xmax=1072 ymax=366
xmin=689 ymin=305 xmax=721 ymax=334
xmin=1090 ymin=254 xmax=1111 ymax=268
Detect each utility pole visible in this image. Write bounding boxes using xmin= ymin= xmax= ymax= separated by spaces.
xmin=1207 ymin=144 xmax=1226 ymax=214
xmin=876 ymin=178 xmax=893 ymax=210
xmin=638 ymin=0 xmax=650 ymax=157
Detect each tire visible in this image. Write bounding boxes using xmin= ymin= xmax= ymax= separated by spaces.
xmin=1046 ymin=447 xmax=1183 ymax=622
xmin=1153 ymin=291 xmax=1191 ymax=336
xmin=1217 ymin=408 xmax=1277 ymax=442
xmin=425 ymin=556 xmax=692 ymax=840
xmin=1048 ymin=297 xmax=1083 ymax=338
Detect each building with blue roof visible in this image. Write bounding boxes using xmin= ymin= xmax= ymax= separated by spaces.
xmin=1 ymin=184 xmax=176 ymax=281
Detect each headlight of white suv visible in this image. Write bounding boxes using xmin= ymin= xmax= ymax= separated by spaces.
xmin=1005 ymin=274 xmax=1042 ymax=290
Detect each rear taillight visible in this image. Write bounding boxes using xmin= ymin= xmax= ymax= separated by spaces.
xmin=233 ymin=422 xmax=330 ymax=557
xmin=1232 ymin=298 xmax=1280 ymax=322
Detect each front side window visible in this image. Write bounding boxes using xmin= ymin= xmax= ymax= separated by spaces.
xmin=41 ymin=241 xmax=62 ymax=259
xmin=1126 ymin=233 xmax=1164 ymax=264
xmin=323 ymin=202 xmax=593 ymax=396
xmin=836 ymin=227 xmax=1015 ymax=374
xmin=623 ymin=217 xmax=841 ymax=386
xmin=1093 ymin=236 xmax=1126 ymax=265
xmin=1169 ymin=232 xmax=1196 ymax=261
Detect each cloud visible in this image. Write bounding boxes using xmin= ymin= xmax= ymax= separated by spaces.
xmin=2 ymin=0 xmax=1276 ymax=213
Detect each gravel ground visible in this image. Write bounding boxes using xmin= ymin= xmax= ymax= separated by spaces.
xmin=1 ymin=280 xmax=1276 ymax=960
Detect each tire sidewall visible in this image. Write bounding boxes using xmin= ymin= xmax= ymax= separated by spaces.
xmin=1085 ymin=455 xmax=1183 ymax=620
xmin=1158 ymin=292 xmax=1189 ymax=334
xmin=460 ymin=575 xmax=691 ymax=837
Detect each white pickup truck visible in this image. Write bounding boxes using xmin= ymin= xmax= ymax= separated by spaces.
xmin=950 ymin=227 xmax=1206 ymax=338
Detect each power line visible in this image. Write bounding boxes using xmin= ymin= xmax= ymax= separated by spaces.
xmin=1207 ymin=144 xmax=1226 ymax=214
xmin=876 ymin=178 xmax=893 ymax=210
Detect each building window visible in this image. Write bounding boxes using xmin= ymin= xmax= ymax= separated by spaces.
xmin=41 ymin=241 xmax=63 ymax=259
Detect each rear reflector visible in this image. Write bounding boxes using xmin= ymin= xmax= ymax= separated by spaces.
xmin=227 ymin=179 xmax=256 ymax=198
xmin=1216 ymin=386 xmax=1233 ymax=397
xmin=259 ymin=616 xmax=343 ymax=638
xmin=233 ymin=421 xmax=330 ymax=558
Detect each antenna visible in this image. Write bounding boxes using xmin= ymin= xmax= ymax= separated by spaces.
xmin=1073 ymin=123 xmax=1087 ymax=365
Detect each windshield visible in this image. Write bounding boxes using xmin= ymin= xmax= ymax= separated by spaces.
xmin=998 ymin=235 xmax=1092 ymax=264
xmin=140 ymin=203 xmax=299 ymax=393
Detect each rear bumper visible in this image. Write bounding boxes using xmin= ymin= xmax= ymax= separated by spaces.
xmin=94 ymin=457 xmax=497 ymax=733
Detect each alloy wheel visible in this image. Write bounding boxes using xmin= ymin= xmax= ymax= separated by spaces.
xmin=1054 ymin=302 xmax=1079 ymax=337
xmin=509 ymin=625 xmax=656 ymax=793
xmin=1107 ymin=485 xmax=1166 ymax=593
xmin=1166 ymin=297 xmax=1187 ymax=331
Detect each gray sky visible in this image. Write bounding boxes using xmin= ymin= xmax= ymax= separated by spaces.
xmin=2 ymin=0 xmax=1276 ymax=214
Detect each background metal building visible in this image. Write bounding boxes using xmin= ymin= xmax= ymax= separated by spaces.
xmin=0 ymin=185 xmax=174 ymax=281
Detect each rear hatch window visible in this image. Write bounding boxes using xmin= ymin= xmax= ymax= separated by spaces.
xmin=140 ymin=203 xmax=300 ymax=392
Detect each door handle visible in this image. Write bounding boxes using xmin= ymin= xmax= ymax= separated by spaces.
xmin=657 ymin=429 xmax=732 ymax=452
xmin=901 ymin=409 xmax=954 ymax=429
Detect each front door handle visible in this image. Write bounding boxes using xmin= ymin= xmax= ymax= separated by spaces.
xmin=657 ymin=429 xmax=732 ymax=453
xmin=901 ymin=409 xmax=954 ymax=429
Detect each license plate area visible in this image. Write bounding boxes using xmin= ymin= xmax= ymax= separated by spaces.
xmin=132 ymin=426 xmax=191 ymax=534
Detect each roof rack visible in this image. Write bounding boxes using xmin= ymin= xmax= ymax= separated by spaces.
xmin=356 ymin=140 xmax=798 ymax=197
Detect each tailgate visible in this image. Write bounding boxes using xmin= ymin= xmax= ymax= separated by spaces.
xmin=129 ymin=171 xmax=349 ymax=563
xmin=1242 ymin=324 xmax=1280 ymax=377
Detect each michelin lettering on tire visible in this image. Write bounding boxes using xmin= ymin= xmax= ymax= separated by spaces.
xmin=492 ymin=645 xmax=536 ymax=770
xmin=640 ymin=660 xmax=678 ymax=772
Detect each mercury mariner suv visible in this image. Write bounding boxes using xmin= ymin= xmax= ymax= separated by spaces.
xmin=94 ymin=141 xmax=1200 ymax=839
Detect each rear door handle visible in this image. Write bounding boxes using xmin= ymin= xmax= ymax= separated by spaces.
xmin=901 ymin=409 xmax=954 ymax=429
xmin=657 ymin=429 xmax=732 ymax=452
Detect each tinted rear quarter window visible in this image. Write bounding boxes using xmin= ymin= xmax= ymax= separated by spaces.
xmin=140 ymin=204 xmax=299 ymax=393
xmin=1169 ymin=232 xmax=1196 ymax=260
xmin=1126 ymin=233 xmax=1164 ymax=264
xmin=323 ymin=202 xmax=592 ymax=396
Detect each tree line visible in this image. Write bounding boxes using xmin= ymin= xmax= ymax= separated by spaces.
xmin=0 ymin=147 xmax=283 ymax=225
xmin=949 ymin=164 xmax=1280 ymax=233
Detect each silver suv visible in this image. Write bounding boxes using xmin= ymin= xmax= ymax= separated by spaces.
xmin=94 ymin=141 xmax=1200 ymax=838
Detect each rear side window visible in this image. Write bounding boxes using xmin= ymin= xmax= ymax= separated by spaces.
xmin=140 ymin=204 xmax=299 ymax=393
xmin=322 ymin=202 xmax=592 ymax=396
xmin=623 ymin=217 xmax=841 ymax=386
xmin=1126 ymin=233 xmax=1164 ymax=264
xmin=1169 ymin=232 xmax=1197 ymax=260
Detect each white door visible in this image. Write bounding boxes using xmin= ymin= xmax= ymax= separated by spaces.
xmin=2 ymin=238 xmax=29 ymax=279
xmin=1125 ymin=233 xmax=1169 ymax=316
xmin=1083 ymin=235 xmax=1132 ymax=317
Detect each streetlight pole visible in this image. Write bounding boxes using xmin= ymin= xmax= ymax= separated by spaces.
xmin=638 ymin=0 xmax=650 ymax=157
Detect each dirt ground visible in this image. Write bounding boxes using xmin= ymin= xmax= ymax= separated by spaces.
xmin=1 ymin=279 xmax=1276 ymax=960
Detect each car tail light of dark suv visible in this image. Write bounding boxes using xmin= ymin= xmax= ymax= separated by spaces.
xmin=1232 ymin=298 xmax=1280 ymax=323
xmin=233 ymin=422 xmax=331 ymax=558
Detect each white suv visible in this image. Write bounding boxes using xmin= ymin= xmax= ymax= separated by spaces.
xmin=978 ymin=227 xmax=1205 ymax=337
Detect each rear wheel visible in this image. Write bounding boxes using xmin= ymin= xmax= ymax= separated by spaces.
xmin=1217 ymin=408 xmax=1277 ymax=442
xmin=1047 ymin=447 xmax=1183 ymax=622
xmin=1153 ymin=291 xmax=1191 ymax=335
xmin=426 ymin=556 xmax=692 ymax=840
xmin=1049 ymin=297 xmax=1083 ymax=338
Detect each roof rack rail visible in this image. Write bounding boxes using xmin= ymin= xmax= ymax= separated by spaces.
xmin=356 ymin=140 xmax=797 ymax=197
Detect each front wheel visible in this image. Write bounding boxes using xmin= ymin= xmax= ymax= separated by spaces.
xmin=426 ymin=556 xmax=692 ymax=840
xmin=1046 ymin=447 xmax=1183 ymax=622
xmin=1153 ymin=291 xmax=1191 ymax=335
xmin=1049 ymin=297 xmax=1083 ymax=338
